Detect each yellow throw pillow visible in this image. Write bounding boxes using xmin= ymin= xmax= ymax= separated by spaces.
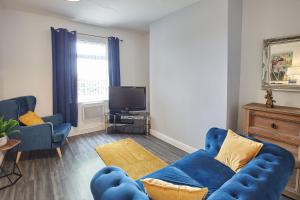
xmin=215 ymin=129 xmax=263 ymax=172
xmin=141 ymin=178 xmax=208 ymax=200
xmin=19 ymin=111 xmax=44 ymax=126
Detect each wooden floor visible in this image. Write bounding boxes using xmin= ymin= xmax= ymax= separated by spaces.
xmin=0 ymin=131 xmax=292 ymax=200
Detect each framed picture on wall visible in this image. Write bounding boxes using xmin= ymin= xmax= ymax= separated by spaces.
xmin=262 ymin=35 xmax=300 ymax=91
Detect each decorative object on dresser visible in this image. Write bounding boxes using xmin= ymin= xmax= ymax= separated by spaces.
xmin=243 ymin=103 xmax=300 ymax=199
xmin=264 ymin=89 xmax=276 ymax=108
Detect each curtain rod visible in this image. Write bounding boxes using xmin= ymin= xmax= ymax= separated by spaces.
xmin=77 ymin=32 xmax=123 ymax=42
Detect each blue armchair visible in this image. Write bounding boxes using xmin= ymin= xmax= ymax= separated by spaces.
xmin=0 ymin=96 xmax=71 ymax=162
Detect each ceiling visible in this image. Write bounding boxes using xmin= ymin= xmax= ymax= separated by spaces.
xmin=0 ymin=0 xmax=200 ymax=31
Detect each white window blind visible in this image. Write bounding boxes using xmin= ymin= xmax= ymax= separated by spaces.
xmin=77 ymin=37 xmax=109 ymax=103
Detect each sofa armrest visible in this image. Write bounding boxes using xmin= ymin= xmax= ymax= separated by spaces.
xmin=9 ymin=123 xmax=53 ymax=151
xmin=207 ymin=147 xmax=295 ymax=200
xmin=90 ymin=166 xmax=149 ymax=200
xmin=42 ymin=114 xmax=63 ymax=126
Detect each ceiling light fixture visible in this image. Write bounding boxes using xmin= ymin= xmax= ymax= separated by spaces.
xmin=66 ymin=0 xmax=81 ymax=2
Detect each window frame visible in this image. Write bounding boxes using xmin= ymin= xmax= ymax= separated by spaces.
xmin=76 ymin=36 xmax=109 ymax=103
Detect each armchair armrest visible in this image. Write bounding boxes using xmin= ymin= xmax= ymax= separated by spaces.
xmin=91 ymin=166 xmax=149 ymax=200
xmin=9 ymin=123 xmax=53 ymax=151
xmin=42 ymin=114 xmax=63 ymax=126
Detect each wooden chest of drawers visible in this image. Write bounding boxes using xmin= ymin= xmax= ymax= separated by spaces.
xmin=243 ymin=103 xmax=300 ymax=200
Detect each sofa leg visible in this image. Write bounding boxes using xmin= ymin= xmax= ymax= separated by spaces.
xmin=56 ymin=148 xmax=62 ymax=159
xmin=16 ymin=151 xmax=22 ymax=163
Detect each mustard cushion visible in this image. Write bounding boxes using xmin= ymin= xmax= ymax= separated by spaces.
xmin=215 ymin=129 xmax=263 ymax=172
xmin=19 ymin=111 xmax=44 ymax=126
xmin=141 ymin=178 xmax=208 ymax=200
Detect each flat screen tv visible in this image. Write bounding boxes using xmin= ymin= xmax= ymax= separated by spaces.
xmin=109 ymin=86 xmax=146 ymax=112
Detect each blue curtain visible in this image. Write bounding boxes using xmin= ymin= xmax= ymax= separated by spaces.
xmin=108 ymin=37 xmax=121 ymax=86
xmin=51 ymin=27 xmax=78 ymax=127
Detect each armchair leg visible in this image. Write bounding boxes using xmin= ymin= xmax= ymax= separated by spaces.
xmin=56 ymin=148 xmax=62 ymax=159
xmin=16 ymin=152 xmax=22 ymax=163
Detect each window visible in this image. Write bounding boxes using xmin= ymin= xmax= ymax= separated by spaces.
xmin=77 ymin=38 xmax=109 ymax=102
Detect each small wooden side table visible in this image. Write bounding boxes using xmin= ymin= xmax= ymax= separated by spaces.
xmin=0 ymin=139 xmax=22 ymax=190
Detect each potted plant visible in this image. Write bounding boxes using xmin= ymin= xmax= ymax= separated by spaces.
xmin=0 ymin=117 xmax=19 ymax=147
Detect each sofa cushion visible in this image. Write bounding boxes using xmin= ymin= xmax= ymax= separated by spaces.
xmin=52 ymin=123 xmax=71 ymax=143
xmin=138 ymin=150 xmax=235 ymax=197
xmin=215 ymin=130 xmax=263 ymax=172
xmin=138 ymin=166 xmax=203 ymax=189
xmin=173 ymin=150 xmax=235 ymax=196
xmin=19 ymin=111 xmax=44 ymax=126
xmin=141 ymin=178 xmax=208 ymax=200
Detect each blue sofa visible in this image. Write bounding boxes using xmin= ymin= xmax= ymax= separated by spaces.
xmin=0 ymin=96 xmax=71 ymax=162
xmin=90 ymin=128 xmax=295 ymax=200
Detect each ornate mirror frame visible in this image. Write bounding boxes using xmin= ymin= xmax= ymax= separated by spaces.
xmin=262 ymin=35 xmax=300 ymax=91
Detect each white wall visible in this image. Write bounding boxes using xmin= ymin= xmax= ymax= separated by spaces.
xmin=0 ymin=58 xmax=3 ymax=99
xmin=150 ymin=0 xmax=231 ymax=150
xmin=0 ymin=8 xmax=149 ymax=117
xmin=238 ymin=0 xmax=300 ymax=131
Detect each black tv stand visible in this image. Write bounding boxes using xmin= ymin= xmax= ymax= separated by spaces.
xmin=105 ymin=111 xmax=150 ymax=135
xmin=119 ymin=111 xmax=140 ymax=116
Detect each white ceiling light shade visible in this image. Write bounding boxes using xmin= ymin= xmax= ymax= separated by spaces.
xmin=66 ymin=0 xmax=80 ymax=2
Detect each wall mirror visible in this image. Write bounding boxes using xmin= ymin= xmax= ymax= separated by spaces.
xmin=262 ymin=35 xmax=300 ymax=91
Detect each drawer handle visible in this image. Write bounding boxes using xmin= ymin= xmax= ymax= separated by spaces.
xmin=271 ymin=123 xmax=278 ymax=129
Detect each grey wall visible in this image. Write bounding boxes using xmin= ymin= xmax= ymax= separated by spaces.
xmin=227 ymin=0 xmax=242 ymax=131
xmin=238 ymin=0 xmax=300 ymax=131
xmin=150 ymin=0 xmax=230 ymax=149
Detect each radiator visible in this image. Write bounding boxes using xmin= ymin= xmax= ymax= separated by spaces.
xmin=82 ymin=103 xmax=105 ymax=122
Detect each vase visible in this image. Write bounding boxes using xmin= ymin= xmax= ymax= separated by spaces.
xmin=0 ymin=135 xmax=8 ymax=147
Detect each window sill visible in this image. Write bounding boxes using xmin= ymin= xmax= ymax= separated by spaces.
xmin=78 ymin=100 xmax=108 ymax=105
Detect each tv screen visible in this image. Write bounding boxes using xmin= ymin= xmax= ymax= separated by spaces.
xmin=109 ymin=87 xmax=146 ymax=111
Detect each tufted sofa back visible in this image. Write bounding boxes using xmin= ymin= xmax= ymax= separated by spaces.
xmin=90 ymin=166 xmax=149 ymax=200
xmin=205 ymin=127 xmax=295 ymax=200
xmin=205 ymin=127 xmax=228 ymax=157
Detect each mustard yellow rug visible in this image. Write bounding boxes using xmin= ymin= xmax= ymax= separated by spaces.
xmin=96 ymin=138 xmax=168 ymax=180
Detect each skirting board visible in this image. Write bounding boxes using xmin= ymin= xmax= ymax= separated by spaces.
xmin=69 ymin=124 xmax=105 ymax=137
xmin=150 ymin=129 xmax=197 ymax=153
